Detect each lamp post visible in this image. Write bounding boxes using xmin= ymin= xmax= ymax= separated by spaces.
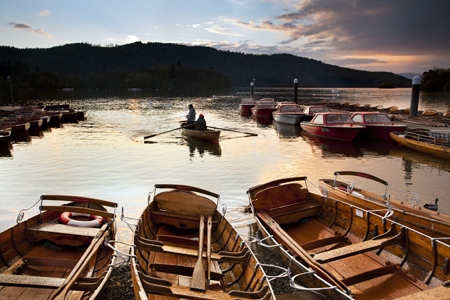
xmin=410 ymin=76 xmax=421 ymax=117
xmin=293 ymin=78 xmax=298 ymax=104
xmin=250 ymin=81 xmax=254 ymax=98
xmin=7 ymin=76 xmax=14 ymax=107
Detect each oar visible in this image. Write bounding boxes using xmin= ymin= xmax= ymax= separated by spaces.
xmin=51 ymin=224 xmax=108 ymax=299
xmin=190 ymin=215 xmax=206 ymax=291
xmin=208 ymin=126 xmax=258 ymax=136
xmin=144 ymin=124 xmax=190 ymax=139
xmin=206 ymin=215 xmax=212 ymax=289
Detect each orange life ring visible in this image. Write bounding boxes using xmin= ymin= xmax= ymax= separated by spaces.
xmin=59 ymin=212 xmax=103 ymax=228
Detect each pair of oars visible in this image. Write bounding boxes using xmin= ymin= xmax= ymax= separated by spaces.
xmin=190 ymin=215 xmax=213 ymax=292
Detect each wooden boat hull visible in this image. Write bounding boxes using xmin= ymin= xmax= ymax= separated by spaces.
xmin=300 ymin=123 xmax=364 ymax=141
xmin=248 ymin=177 xmax=450 ymax=299
xmin=131 ymin=184 xmax=274 ymax=300
xmin=182 ymin=127 xmax=220 ymax=143
xmin=319 ymin=171 xmax=450 ymax=237
xmin=0 ymin=195 xmax=118 ymax=300
xmin=391 ymin=131 xmax=450 ymax=159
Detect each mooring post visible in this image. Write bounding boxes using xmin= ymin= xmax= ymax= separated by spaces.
xmin=250 ymin=81 xmax=254 ymax=98
xmin=293 ymin=78 xmax=298 ymax=104
xmin=410 ymin=75 xmax=421 ymax=117
xmin=7 ymin=76 xmax=14 ymax=107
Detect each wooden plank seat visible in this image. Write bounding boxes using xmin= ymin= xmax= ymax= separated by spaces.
xmin=0 ymin=274 xmax=104 ymax=291
xmin=149 ymin=263 xmax=224 ymax=281
xmin=301 ymin=235 xmax=349 ymax=251
xmin=266 ymin=201 xmax=321 ymax=219
xmin=139 ymin=271 xmax=271 ymax=300
xmin=313 ymin=227 xmax=406 ymax=263
xmin=134 ymin=235 xmax=251 ymax=264
xmin=26 ymin=223 xmax=101 ymax=246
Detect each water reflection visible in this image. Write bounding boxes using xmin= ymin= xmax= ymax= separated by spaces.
xmin=184 ymin=137 xmax=222 ymax=157
xmin=389 ymin=148 xmax=450 ymax=173
xmin=357 ymin=138 xmax=398 ymax=156
xmin=253 ymin=115 xmax=272 ymax=126
xmin=273 ymin=121 xmax=301 ymax=139
xmin=301 ymin=132 xmax=361 ymax=157
xmin=0 ymin=146 xmax=12 ymax=158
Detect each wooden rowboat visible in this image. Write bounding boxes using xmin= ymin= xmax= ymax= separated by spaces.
xmin=390 ymin=130 xmax=450 ymax=160
xmin=248 ymin=177 xmax=450 ymax=299
xmin=319 ymin=171 xmax=450 ymax=237
xmin=0 ymin=195 xmax=118 ymax=300
xmin=181 ymin=123 xmax=221 ymax=143
xmin=131 ymin=184 xmax=274 ymax=300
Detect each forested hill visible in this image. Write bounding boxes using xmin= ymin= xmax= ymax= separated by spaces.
xmin=0 ymin=41 xmax=411 ymax=88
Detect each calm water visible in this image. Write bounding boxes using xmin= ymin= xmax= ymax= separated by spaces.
xmin=1 ymin=87 xmax=450 ymax=245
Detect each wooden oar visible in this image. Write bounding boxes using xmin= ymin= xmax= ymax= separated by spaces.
xmin=206 ymin=215 xmax=212 ymax=289
xmin=144 ymin=124 xmax=190 ymax=139
xmin=50 ymin=224 xmax=108 ymax=300
xmin=190 ymin=215 xmax=206 ymax=291
xmin=208 ymin=126 xmax=258 ymax=136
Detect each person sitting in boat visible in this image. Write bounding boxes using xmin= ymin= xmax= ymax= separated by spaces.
xmin=194 ymin=114 xmax=207 ymax=130
xmin=186 ymin=104 xmax=196 ymax=125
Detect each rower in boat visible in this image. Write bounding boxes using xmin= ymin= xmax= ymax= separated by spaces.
xmin=194 ymin=114 xmax=207 ymax=130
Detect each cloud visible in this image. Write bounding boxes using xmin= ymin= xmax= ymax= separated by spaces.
xmin=39 ymin=10 xmax=51 ymax=16
xmin=205 ymin=25 xmax=245 ymax=36
xmin=8 ymin=21 xmax=51 ymax=37
xmin=9 ymin=22 xmax=32 ymax=29
xmin=231 ymin=0 xmax=450 ymax=72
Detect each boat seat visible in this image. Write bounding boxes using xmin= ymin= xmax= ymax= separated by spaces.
xmin=26 ymin=223 xmax=102 ymax=246
xmin=0 ymin=274 xmax=103 ymax=291
xmin=0 ymin=274 xmax=66 ymax=288
xmin=313 ymin=227 xmax=405 ymax=263
xmin=149 ymin=263 xmax=224 ymax=281
xmin=139 ymin=272 xmax=271 ymax=300
xmin=266 ymin=200 xmax=321 ymax=219
xmin=135 ymin=235 xmax=250 ymax=265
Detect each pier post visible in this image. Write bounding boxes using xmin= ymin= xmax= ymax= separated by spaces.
xmin=7 ymin=76 xmax=14 ymax=107
xmin=293 ymin=78 xmax=298 ymax=104
xmin=410 ymin=75 xmax=421 ymax=117
xmin=250 ymin=81 xmax=254 ymax=99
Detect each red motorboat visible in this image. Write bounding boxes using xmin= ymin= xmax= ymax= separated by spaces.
xmin=300 ymin=112 xmax=365 ymax=141
xmin=251 ymin=98 xmax=276 ymax=117
xmin=239 ymin=98 xmax=256 ymax=116
xmin=350 ymin=112 xmax=406 ymax=139
xmin=302 ymin=105 xmax=331 ymax=121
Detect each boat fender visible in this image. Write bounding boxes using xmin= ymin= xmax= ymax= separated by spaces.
xmin=59 ymin=212 xmax=104 ymax=227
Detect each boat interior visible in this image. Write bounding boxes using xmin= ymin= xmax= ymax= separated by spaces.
xmin=132 ymin=185 xmax=272 ymax=300
xmin=0 ymin=195 xmax=117 ymax=300
xmin=249 ymin=177 xmax=450 ymax=299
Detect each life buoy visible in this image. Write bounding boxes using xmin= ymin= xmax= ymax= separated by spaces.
xmin=59 ymin=212 xmax=103 ymax=228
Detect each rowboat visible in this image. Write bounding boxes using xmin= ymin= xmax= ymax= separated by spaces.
xmin=248 ymin=177 xmax=450 ymax=299
xmin=301 ymin=112 xmax=365 ymax=141
xmin=272 ymin=102 xmax=305 ymax=125
xmin=319 ymin=171 xmax=450 ymax=237
xmin=390 ymin=130 xmax=450 ymax=160
xmin=0 ymin=127 xmax=11 ymax=147
xmin=131 ymin=184 xmax=274 ymax=300
xmin=350 ymin=112 xmax=406 ymax=139
xmin=0 ymin=195 xmax=118 ymax=300
xmin=181 ymin=123 xmax=221 ymax=143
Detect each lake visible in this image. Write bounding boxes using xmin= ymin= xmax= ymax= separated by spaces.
xmin=1 ymin=87 xmax=450 ymax=246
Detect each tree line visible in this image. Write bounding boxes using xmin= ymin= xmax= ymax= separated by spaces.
xmin=421 ymin=68 xmax=450 ymax=91
xmin=0 ymin=42 xmax=413 ymax=89
xmin=0 ymin=59 xmax=232 ymax=90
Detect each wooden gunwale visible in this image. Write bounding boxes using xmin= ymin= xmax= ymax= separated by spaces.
xmin=248 ymin=177 xmax=450 ymax=299
xmin=319 ymin=174 xmax=450 ymax=237
xmin=132 ymin=184 xmax=274 ymax=300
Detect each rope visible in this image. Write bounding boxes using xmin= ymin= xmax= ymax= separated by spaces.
xmin=16 ymin=198 xmax=42 ymax=228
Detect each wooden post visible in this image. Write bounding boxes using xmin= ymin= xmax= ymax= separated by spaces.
xmin=293 ymin=78 xmax=298 ymax=104
xmin=410 ymin=75 xmax=421 ymax=117
xmin=7 ymin=76 xmax=14 ymax=107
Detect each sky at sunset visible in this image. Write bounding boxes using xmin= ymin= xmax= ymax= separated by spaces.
xmin=2 ymin=0 xmax=449 ymax=74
